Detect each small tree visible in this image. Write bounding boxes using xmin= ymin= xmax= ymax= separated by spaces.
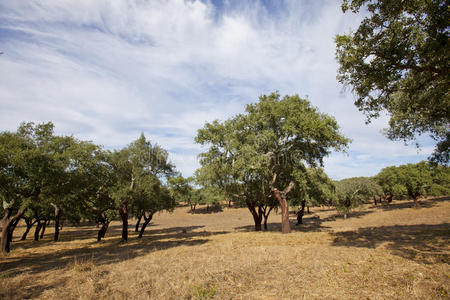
xmin=334 ymin=177 xmax=383 ymax=218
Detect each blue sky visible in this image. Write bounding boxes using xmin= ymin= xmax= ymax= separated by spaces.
xmin=0 ymin=0 xmax=434 ymax=179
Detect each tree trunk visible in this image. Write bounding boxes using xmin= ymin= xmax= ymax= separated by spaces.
xmin=273 ymin=189 xmax=291 ymax=234
xmin=21 ymin=218 xmax=36 ymax=240
xmin=246 ymin=202 xmax=262 ymax=231
xmin=1 ymin=206 xmax=26 ymax=255
xmin=53 ymin=205 xmax=61 ymax=241
xmin=97 ymin=220 xmax=110 ymax=242
xmin=119 ymin=202 xmax=128 ymax=242
xmin=34 ymin=219 xmax=43 ymax=241
xmin=386 ymin=194 xmax=393 ymax=203
xmin=413 ymin=196 xmax=421 ymax=208
xmin=307 ymin=206 xmax=310 ymax=214
xmin=262 ymin=206 xmax=273 ymax=231
xmin=138 ymin=212 xmax=153 ymax=238
xmin=297 ymin=200 xmax=306 ymax=225
xmin=228 ymin=198 xmax=232 ymax=208
xmin=0 ymin=217 xmax=9 ymax=254
xmin=39 ymin=219 xmax=47 ymax=239
xmin=135 ymin=214 xmax=142 ymax=232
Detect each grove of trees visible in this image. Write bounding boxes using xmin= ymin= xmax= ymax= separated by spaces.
xmin=1 ymin=0 xmax=449 ymax=256
xmin=0 ymin=123 xmax=177 ymax=254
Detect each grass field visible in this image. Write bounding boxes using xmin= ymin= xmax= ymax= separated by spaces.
xmin=1 ymin=197 xmax=449 ymax=299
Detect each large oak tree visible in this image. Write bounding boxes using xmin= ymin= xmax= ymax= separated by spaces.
xmin=336 ymin=0 xmax=449 ymax=163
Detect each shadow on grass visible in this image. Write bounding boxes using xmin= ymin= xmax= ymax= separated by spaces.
xmin=0 ymin=225 xmax=228 ymax=282
xmin=331 ymin=223 xmax=450 ymax=264
xmin=372 ymin=196 xmax=449 ymax=211
xmin=190 ymin=205 xmax=223 ymax=214
xmin=234 ymin=215 xmax=333 ymax=233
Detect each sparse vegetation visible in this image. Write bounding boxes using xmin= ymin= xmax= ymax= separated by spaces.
xmin=0 ymin=197 xmax=448 ymax=299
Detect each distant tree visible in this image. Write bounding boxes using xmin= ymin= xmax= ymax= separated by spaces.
xmin=290 ymin=168 xmax=336 ymax=225
xmin=334 ymin=177 xmax=383 ymax=218
xmin=168 ymin=175 xmax=195 ymax=210
xmin=375 ymin=166 xmax=408 ymax=203
xmin=376 ymin=161 xmax=435 ymax=207
xmin=336 ymin=0 xmax=449 ymax=163
xmin=196 ymin=93 xmax=349 ymax=233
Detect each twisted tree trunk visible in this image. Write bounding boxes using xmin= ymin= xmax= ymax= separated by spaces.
xmin=21 ymin=218 xmax=37 ymax=240
xmin=97 ymin=218 xmax=110 ymax=242
xmin=138 ymin=212 xmax=154 ymax=238
xmin=135 ymin=214 xmax=142 ymax=232
xmin=273 ymin=189 xmax=291 ymax=233
xmin=1 ymin=206 xmax=26 ymax=255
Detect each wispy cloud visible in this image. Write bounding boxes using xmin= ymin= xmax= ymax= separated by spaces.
xmin=0 ymin=0 xmax=433 ymax=179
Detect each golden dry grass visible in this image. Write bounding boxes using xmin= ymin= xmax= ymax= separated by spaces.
xmin=1 ymin=197 xmax=449 ymax=299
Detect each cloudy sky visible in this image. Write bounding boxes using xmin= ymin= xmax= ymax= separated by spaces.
xmin=0 ymin=0 xmax=434 ymax=179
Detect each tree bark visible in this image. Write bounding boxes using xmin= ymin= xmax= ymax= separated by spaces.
xmin=119 ymin=202 xmax=128 ymax=242
xmin=135 ymin=214 xmax=142 ymax=232
xmin=273 ymin=189 xmax=291 ymax=234
xmin=262 ymin=206 xmax=273 ymax=231
xmin=21 ymin=218 xmax=36 ymax=240
xmin=39 ymin=219 xmax=47 ymax=239
xmin=1 ymin=206 xmax=26 ymax=255
xmin=34 ymin=219 xmax=43 ymax=241
xmin=246 ymin=202 xmax=262 ymax=231
xmin=53 ymin=204 xmax=61 ymax=241
xmin=97 ymin=220 xmax=110 ymax=242
xmin=296 ymin=200 xmax=306 ymax=225
xmin=138 ymin=212 xmax=153 ymax=238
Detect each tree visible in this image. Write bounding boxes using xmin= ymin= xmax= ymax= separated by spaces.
xmin=334 ymin=177 xmax=383 ymax=218
xmin=110 ymin=134 xmax=175 ymax=242
xmin=376 ymin=161 xmax=436 ymax=207
xmin=0 ymin=122 xmax=69 ymax=254
xmin=168 ymin=175 xmax=195 ymax=211
xmin=131 ymin=174 xmax=174 ymax=238
xmin=336 ymin=0 xmax=449 ymax=163
xmin=196 ymin=92 xmax=349 ymax=233
xmin=290 ymin=167 xmax=336 ymax=225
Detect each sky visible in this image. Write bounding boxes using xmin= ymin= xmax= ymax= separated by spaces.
xmin=0 ymin=0 xmax=434 ymax=180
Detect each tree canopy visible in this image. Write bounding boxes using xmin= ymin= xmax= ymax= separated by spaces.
xmin=195 ymin=92 xmax=349 ymax=232
xmin=335 ymin=0 xmax=449 ymax=163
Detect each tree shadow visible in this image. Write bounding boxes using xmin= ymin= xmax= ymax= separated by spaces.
xmin=372 ymin=196 xmax=449 ymax=211
xmin=234 ymin=215 xmax=332 ymax=233
xmin=0 ymin=225 xmax=228 ymax=281
xmin=331 ymin=223 xmax=450 ymax=264
xmin=190 ymin=205 xmax=223 ymax=214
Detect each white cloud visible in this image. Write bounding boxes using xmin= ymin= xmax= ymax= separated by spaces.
xmin=0 ymin=0 xmax=435 ymax=179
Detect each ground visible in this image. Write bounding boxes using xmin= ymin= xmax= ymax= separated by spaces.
xmin=0 ymin=197 xmax=449 ymax=299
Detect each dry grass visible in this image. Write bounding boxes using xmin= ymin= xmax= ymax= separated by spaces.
xmin=1 ymin=197 xmax=449 ymax=299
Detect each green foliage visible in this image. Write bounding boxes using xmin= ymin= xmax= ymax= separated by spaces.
xmin=334 ymin=177 xmax=383 ymax=215
xmin=376 ymin=161 xmax=442 ymax=201
xmin=196 ymin=92 xmax=349 ymax=228
xmin=289 ymin=167 xmax=336 ymax=208
xmin=336 ymin=0 xmax=449 ymax=163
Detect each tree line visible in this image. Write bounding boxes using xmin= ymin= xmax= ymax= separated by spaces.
xmin=0 ymin=122 xmax=178 ymax=254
